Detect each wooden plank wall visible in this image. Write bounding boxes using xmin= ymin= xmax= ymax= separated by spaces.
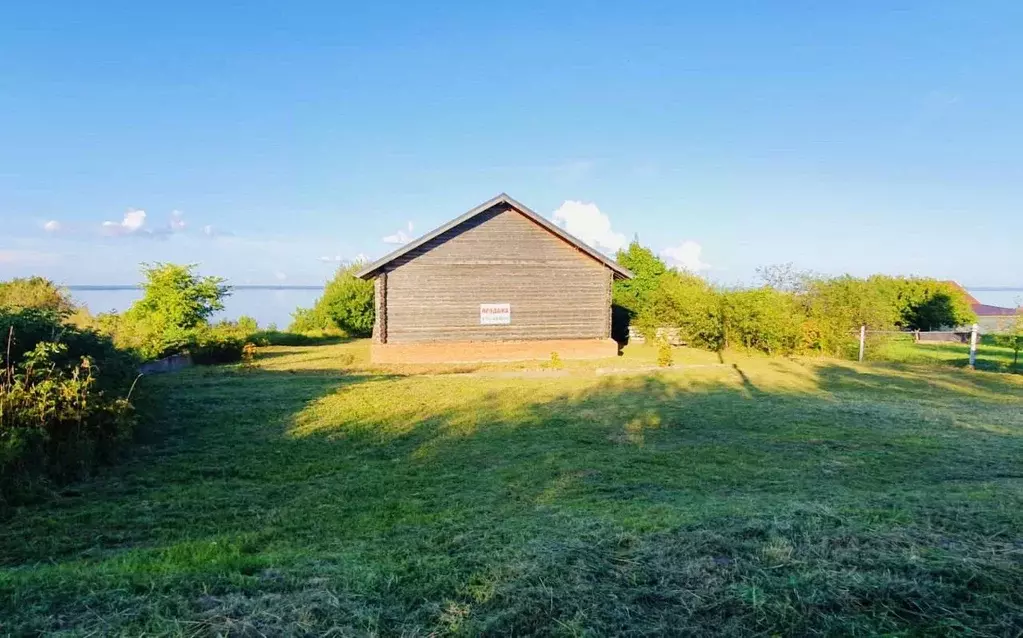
xmin=380 ymin=205 xmax=612 ymax=344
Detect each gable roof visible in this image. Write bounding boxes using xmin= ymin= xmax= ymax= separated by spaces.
xmin=355 ymin=193 xmax=634 ymax=280
xmin=945 ymin=281 xmax=1019 ymax=317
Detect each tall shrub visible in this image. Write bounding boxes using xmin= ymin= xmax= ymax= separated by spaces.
xmin=0 ymin=309 xmax=138 ymax=504
xmin=613 ymin=242 xmax=668 ymax=316
xmin=290 ymin=262 xmax=374 ymax=337
xmin=116 ymin=264 xmax=230 ymax=359
xmin=638 ymin=270 xmax=723 ymax=350
xmin=721 ymin=288 xmax=802 ymax=354
xmin=0 ymin=277 xmax=76 ymax=315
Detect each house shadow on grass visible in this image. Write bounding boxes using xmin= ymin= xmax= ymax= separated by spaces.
xmin=2 ymin=358 xmax=1023 ymax=635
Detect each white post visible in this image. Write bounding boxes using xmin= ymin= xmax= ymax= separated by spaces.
xmin=969 ymin=323 xmax=979 ymax=369
xmin=858 ymin=325 xmax=866 ymax=362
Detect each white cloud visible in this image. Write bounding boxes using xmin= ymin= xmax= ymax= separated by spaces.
xmin=661 ymin=241 xmax=710 ymax=272
xmin=318 ymin=252 xmax=369 ymax=264
xmin=382 ymin=221 xmax=414 ymax=245
xmin=551 ymin=200 xmax=627 ymax=253
xmin=274 ymin=271 xmax=288 ymax=281
xmin=42 ymin=220 xmax=62 ymax=233
xmin=102 ymin=209 xmax=148 ymax=236
xmin=170 ymin=210 xmax=186 ymax=232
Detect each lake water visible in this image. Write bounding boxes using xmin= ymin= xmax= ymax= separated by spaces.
xmin=67 ymin=286 xmax=1023 ymax=331
xmin=70 ymin=287 xmax=324 ymax=329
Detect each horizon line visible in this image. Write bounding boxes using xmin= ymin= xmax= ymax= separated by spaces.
xmin=63 ymin=284 xmax=1023 ymax=292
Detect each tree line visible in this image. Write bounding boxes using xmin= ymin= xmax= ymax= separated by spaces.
xmin=612 ymin=242 xmax=978 ymax=357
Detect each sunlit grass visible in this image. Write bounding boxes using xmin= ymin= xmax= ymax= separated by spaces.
xmin=1 ymin=341 xmax=1022 ymax=635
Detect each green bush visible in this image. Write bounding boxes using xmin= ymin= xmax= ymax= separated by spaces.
xmin=638 ymin=270 xmax=723 ymax=350
xmin=188 ymin=331 xmax=244 ymax=365
xmin=115 ymin=263 xmax=230 ymax=360
xmin=721 ymin=288 xmax=802 ymax=355
xmin=613 ymin=242 xmax=668 ymax=316
xmin=0 ymin=277 xmax=77 ymax=315
xmin=657 ymin=340 xmax=673 ymax=367
xmin=288 ymin=306 xmax=334 ymax=333
xmin=0 ymin=308 xmax=138 ymax=388
xmin=290 ymin=262 xmax=374 ymax=337
xmin=0 ymin=309 xmax=137 ymax=505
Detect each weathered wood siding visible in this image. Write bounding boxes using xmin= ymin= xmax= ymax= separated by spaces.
xmin=380 ymin=204 xmax=612 ymax=344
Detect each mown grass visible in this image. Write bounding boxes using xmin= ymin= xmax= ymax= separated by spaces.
xmin=2 ymin=341 xmax=1023 ymax=635
xmin=867 ymin=333 xmax=1021 ymax=373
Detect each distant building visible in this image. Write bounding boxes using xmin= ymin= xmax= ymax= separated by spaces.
xmin=948 ymin=282 xmax=1020 ymax=333
xmin=356 ymin=193 xmax=633 ymax=363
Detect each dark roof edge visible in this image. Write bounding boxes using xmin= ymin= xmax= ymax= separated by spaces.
xmin=355 ymin=193 xmax=634 ymax=280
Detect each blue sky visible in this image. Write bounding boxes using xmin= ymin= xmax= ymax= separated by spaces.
xmin=2 ymin=1 xmax=1021 ymax=288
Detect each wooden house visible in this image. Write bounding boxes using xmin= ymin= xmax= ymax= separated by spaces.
xmin=356 ymin=193 xmax=633 ymax=363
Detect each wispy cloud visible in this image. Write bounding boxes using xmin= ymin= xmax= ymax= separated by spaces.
xmin=319 ymin=252 xmax=368 ymax=264
xmin=42 ymin=220 xmax=62 ymax=233
xmin=202 ymin=224 xmax=233 ymax=238
xmin=661 ymin=241 xmax=710 ymax=272
xmin=382 ymin=221 xmax=414 ymax=245
xmin=551 ymin=200 xmax=627 ymax=253
xmin=170 ymin=210 xmax=187 ymax=232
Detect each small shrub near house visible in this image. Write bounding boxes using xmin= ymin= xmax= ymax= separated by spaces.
xmin=290 ymin=261 xmax=374 ymax=337
xmin=994 ymin=312 xmax=1023 ymax=371
xmin=657 ymin=340 xmax=673 ymax=367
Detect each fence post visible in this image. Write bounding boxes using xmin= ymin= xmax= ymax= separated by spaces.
xmin=858 ymin=325 xmax=866 ymax=362
xmin=969 ymin=323 xmax=979 ymax=370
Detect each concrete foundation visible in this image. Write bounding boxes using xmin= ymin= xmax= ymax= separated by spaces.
xmin=371 ymin=338 xmax=620 ymax=364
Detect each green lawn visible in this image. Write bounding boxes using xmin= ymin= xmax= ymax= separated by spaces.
xmin=2 ymin=341 xmax=1023 ymax=635
xmin=867 ymin=333 xmax=1021 ymax=372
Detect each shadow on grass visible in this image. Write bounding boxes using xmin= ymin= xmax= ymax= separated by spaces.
xmin=1 ymin=359 xmax=1022 ymax=635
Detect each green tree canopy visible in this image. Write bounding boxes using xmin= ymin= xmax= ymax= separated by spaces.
xmin=612 ymin=241 xmax=667 ymax=316
xmin=0 ymin=277 xmax=76 ymax=315
xmin=119 ymin=263 xmax=230 ymax=358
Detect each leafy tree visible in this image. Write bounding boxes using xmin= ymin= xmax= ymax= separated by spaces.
xmin=755 ymin=263 xmax=812 ymax=293
xmin=612 ymin=241 xmax=667 ymax=316
xmin=0 ymin=277 xmax=76 ymax=315
xmin=290 ymin=261 xmax=374 ymax=337
xmin=997 ymin=310 xmax=1023 ymax=371
xmin=867 ymin=276 xmax=976 ymax=331
xmin=118 ymin=264 xmax=230 ymax=359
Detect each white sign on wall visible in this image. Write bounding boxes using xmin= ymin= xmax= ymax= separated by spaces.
xmin=480 ymin=303 xmax=511 ymax=325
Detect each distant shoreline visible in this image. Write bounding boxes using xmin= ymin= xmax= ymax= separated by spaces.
xmin=66 ymin=285 xmax=326 ymax=291
xmin=65 ymin=284 xmax=1022 ymax=292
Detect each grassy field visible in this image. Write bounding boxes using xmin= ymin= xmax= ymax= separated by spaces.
xmin=866 ymin=333 xmax=1021 ymax=373
xmin=2 ymin=341 xmax=1023 ymax=635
